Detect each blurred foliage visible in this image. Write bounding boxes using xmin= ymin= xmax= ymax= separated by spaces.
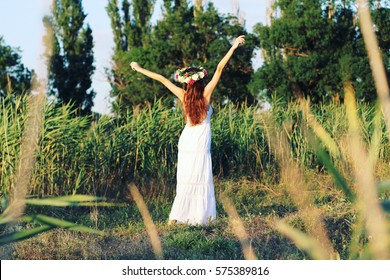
xmin=252 ymin=0 xmax=389 ymax=104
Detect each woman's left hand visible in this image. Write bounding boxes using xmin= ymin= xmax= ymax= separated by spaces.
xmin=232 ymin=35 xmax=245 ymax=49
xmin=130 ymin=62 xmax=140 ymax=71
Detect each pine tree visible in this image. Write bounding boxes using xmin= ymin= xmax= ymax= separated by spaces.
xmin=0 ymin=36 xmax=33 ymax=99
xmin=44 ymin=0 xmax=95 ymax=115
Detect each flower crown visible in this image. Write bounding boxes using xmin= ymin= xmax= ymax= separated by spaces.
xmin=175 ymin=66 xmax=208 ymax=85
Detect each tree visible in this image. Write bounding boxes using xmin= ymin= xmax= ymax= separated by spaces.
xmin=252 ymin=0 xmax=389 ymax=104
xmin=0 ymin=36 xmax=33 ymax=99
xmin=154 ymin=1 xmax=257 ymax=105
xmin=106 ymin=0 xmax=155 ymax=114
xmin=107 ymin=0 xmax=257 ymax=115
xmin=44 ymin=0 xmax=95 ymax=115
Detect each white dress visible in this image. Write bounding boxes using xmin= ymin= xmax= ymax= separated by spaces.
xmin=169 ymin=106 xmax=216 ymax=225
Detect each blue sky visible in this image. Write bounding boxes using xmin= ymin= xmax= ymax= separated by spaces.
xmin=0 ymin=0 xmax=267 ymax=114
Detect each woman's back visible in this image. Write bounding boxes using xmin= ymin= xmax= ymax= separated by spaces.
xmin=179 ymin=67 xmax=209 ymax=126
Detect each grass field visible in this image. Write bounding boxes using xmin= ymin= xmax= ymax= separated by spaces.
xmin=2 ymin=174 xmax=374 ymax=260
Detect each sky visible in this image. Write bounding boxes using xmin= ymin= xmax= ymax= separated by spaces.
xmin=0 ymin=0 xmax=267 ymax=114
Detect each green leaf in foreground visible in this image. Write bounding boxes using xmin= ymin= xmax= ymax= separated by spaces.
xmin=316 ymin=146 xmax=356 ymax=202
xmin=21 ymin=214 xmax=105 ymax=236
xmin=25 ymin=199 xmax=121 ymax=207
xmin=0 ymin=225 xmax=53 ymax=246
xmin=0 ymin=214 xmax=105 ymax=246
xmin=24 ymin=195 xmax=125 ymax=207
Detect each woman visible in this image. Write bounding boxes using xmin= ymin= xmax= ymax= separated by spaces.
xmin=130 ymin=35 xmax=245 ymax=225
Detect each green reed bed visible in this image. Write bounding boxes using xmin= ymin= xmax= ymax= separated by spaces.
xmin=1 ymin=96 xmax=389 ymax=201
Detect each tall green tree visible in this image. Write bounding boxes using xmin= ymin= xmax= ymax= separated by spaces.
xmin=106 ymin=0 xmax=155 ymax=114
xmin=44 ymin=0 xmax=95 ymax=115
xmin=252 ymin=0 xmax=389 ymax=104
xmin=107 ymin=0 xmax=257 ymax=115
xmin=0 ymin=36 xmax=33 ymax=99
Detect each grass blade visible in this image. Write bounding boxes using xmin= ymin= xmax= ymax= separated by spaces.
xmin=316 ymin=146 xmax=355 ymax=202
xmin=128 ymin=184 xmax=162 ymax=259
xmin=24 ymin=195 xmax=124 ymax=207
xmin=54 ymin=195 xmax=105 ymax=202
xmin=0 ymin=225 xmax=53 ymax=246
xmin=29 ymin=214 xmax=105 ymax=236
xmin=220 ymin=192 xmax=257 ymax=260
xmin=356 ymin=0 xmax=390 ymax=132
xmin=344 ymin=81 xmax=389 ymax=259
xmin=300 ymin=99 xmax=341 ymax=159
xmin=25 ymin=199 xmax=122 ymax=207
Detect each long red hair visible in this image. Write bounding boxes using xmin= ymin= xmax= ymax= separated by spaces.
xmin=183 ymin=80 xmax=207 ymax=125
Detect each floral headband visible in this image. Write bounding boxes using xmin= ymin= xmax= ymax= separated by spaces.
xmin=175 ymin=66 xmax=208 ymax=85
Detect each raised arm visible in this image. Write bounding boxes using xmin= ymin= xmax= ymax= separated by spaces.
xmin=130 ymin=62 xmax=185 ymax=101
xmin=204 ymin=35 xmax=245 ymax=103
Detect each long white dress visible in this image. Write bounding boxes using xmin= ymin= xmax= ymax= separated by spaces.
xmin=169 ymin=106 xmax=216 ymax=225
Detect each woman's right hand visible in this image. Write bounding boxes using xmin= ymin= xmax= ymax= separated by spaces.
xmin=232 ymin=35 xmax=245 ymax=49
xmin=130 ymin=62 xmax=140 ymax=71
